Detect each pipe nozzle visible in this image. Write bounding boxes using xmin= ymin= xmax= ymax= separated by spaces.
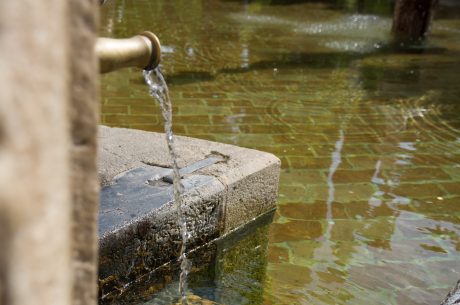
xmin=96 ymin=31 xmax=161 ymax=73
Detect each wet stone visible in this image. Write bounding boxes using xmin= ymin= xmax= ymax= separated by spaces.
xmin=348 ymin=265 xmax=398 ymax=291
xmin=211 ymin=115 xmax=262 ymax=124
xmin=392 ymin=183 xmax=446 ymax=199
xmin=316 ymin=268 xmax=347 ymax=284
xmin=278 ymin=201 xmax=347 ymax=221
xmin=267 ymin=245 xmax=290 ymax=264
xmin=104 ymin=114 xmax=160 ymax=125
xmin=330 ymin=217 xmax=398 ymax=243
xmin=173 ymin=115 xmax=211 ymax=125
xmin=269 ymin=220 xmax=323 ymax=243
xmin=400 ymin=167 xmax=452 ymax=182
xmin=442 ymin=166 xmax=460 ymax=180
xmin=267 ymin=263 xmax=312 ymax=288
xmin=273 ymin=134 xmax=329 ymax=145
xmin=278 ymin=156 xmax=290 ymax=169
xmin=257 ymin=145 xmax=316 ymax=157
xmin=441 ymin=182 xmax=460 ymax=195
xmin=101 ymin=104 xmax=128 ymax=114
xmin=370 ymin=238 xmax=450 ymax=262
xmin=333 ymin=183 xmax=377 ymax=203
xmin=277 ymin=185 xmax=306 ymax=202
xmin=343 ymin=200 xmax=398 ymax=219
xmin=280 ymin=169 xmax=327 ymax=185
xmin=286 ymin=240 xmax=320 ymax=265
xmin=332 ymin=169 xmax=376 ymax=184
xmin=396 ymin=287 xmax=450 ymax=305
xmin=287 ymin=156 xmax=335 ymax=170
xmin=422 ymin=260 xmax=460 ymax=285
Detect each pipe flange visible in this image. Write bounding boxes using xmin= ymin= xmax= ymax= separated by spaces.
xmin=140 ymin=31 xmax=161 ymax=70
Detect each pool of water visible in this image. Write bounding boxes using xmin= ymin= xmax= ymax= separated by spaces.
xmin=100 ymin=1 xmax=460 ymax=304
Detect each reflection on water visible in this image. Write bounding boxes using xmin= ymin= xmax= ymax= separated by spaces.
xmin=100 ymin=0 xmax=460 ymax=304
xmin=231 ymin=13 xmax=391 ymax=52
xmin=326 ymin=130 xmax=344 ymax=225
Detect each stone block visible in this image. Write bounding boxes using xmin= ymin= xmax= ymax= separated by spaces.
xmin=97 ymin=126 xmax=280 ymax=301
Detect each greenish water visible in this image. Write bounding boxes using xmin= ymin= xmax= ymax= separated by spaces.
xmin=100 ymin=1 xmax=460 ymax=304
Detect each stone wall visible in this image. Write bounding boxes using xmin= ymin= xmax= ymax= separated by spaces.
xmin=0 ymin=1 xmax=99 ymax=305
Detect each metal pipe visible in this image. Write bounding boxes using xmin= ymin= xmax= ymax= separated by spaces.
xmin=96 ymin=31 xmax=161 ymax=73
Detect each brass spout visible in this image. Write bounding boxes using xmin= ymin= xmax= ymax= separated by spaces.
xmin=96 ymin=31 xmax=161 ymax=73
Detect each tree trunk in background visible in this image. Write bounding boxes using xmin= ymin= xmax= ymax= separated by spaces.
xmin=356 ymin=0 xmax=365 ymax=14
xmin=392 ymin=0 xmax=439 ymax=41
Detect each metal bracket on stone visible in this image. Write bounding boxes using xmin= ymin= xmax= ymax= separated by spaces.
xmin=99 ymin=155 xmax=223 ymax=236
xmin=161 ymin=155 xmax=223 ymax=184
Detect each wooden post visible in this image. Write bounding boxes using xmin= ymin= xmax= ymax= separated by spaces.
xmin=392 ymin=0 xmax=439 ymax=41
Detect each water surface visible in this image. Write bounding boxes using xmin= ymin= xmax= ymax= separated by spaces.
xmin=100 ymin=1 xmax=460 ymax=304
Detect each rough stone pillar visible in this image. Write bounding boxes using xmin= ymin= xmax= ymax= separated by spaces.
xmin=69 ymin=0 xmax=99 ymax=305
xmin=68 ymin=1 xmax=100 ymax=305
xmin=0 ymin=1 xmax=72 ymax=305
xmin=392 ymin=0 xmax=439 ymax=41
xmin=0 ymin=1 xmax=100 ymax=305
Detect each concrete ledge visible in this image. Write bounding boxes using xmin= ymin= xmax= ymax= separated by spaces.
xmin=98 ymin=126 xmax=280 ymax=300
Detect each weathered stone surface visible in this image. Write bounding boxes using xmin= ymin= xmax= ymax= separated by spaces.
xmin=99 ymin=177 xmax=224 ymax=301
xmin=0 ymin=1 xmax=72 ymax=305
xmin=100 ymin=207 xmax=274 ymax=304
xmin=0 ymin=1 xmax=100 ymax=305
xmin=98 ymin=126 xmax=280 ymax=301
xmin=68 ymin=1 xmax=100 ymax=305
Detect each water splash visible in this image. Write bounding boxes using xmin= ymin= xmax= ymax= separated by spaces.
xmin=231 ymin=13 xmax=391 ymax=53
xmin=143 ymin=67 xmax=190 ymax=305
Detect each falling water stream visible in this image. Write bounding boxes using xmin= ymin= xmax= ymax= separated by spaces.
xmin=101 ymin=1 xmax=460 ymax=303
xmin=143 ymin=68 xmax=190 ymax=305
